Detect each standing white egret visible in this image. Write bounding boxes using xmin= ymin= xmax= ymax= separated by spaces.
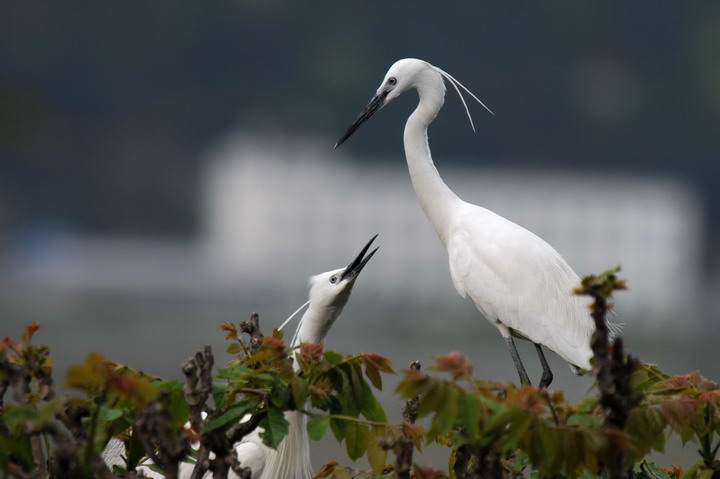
xmin=336 ymin=58 xmax=609 ymax=387
xmin=232 ymin=234 xmax=378 ymax=479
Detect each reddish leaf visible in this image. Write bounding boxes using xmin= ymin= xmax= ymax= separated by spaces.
xmin=653 ymin=371 xmax=707 ymax=393
xmin=359 ymin=354 xmax=393 ymax=387
xmin=402 ymin=422 xmax=426 ymax=450
xmin=260 ymin=336 xmax=286 ymax=353
xmin=297 ymin=341 xmax=324 ymax=371
xmin=67 ymin=352 xmax=111 ymax=392
xmin=308 ymin=380 xmax=331 ymax=404
xmin=413 ymin=465 xmax=448 ymax=479
xmin=315 ymin=462 xmax=351 ymax=479
xmin=505 ymin=386 xmax=545 ymax=414
xmin=395 ymin=368 xmax=433 ymax=399
xmin=697 ymin=390 xmax=720 ymax=404
xmin=220 ymin=321 xmax=239 ymax=341
xmin=661 ymin=464 xmax=684 ymax=479
xmin=431 ymin=351 xmax=473 ymax=381
xmin=660 ymin=396 xmax=700 ymax=442
xmin=22 ymin=322 xmax=41 ymax=343
xmin=107 ymin=372 xmax=159 ymax=407
xmin=0 ymin=336 xmax=21 ymax=356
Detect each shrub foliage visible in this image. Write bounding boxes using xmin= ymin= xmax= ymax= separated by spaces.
xmin=1 ymin=269 xmax=719 ymax=478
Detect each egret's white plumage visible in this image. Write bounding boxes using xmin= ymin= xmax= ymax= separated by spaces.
xmin=336 ymin=58 xmax=608 ymax=387
xmin=104 ymin=237 xmax=377 ymax=478
xmin=234 ymin=235 xmax=377 ymax=479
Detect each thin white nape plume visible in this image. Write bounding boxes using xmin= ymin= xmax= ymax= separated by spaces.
xmin=278 ymin=299 xmax=311 ymax=332
xmin=433 ymin=66 xmax=494 ymax=133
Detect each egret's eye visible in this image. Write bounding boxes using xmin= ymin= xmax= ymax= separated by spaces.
xmin=387 ymin=77 xmax=397 ymax=86
xmin=330 ymin=275 xmax=338 ymax=284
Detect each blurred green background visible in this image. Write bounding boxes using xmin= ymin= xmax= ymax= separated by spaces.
xmin=2 ymin=2 xmax=719 ymax=238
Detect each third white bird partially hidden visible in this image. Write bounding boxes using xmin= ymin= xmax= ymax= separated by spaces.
xmin=336 ymin=58 xmax=615 ymax=387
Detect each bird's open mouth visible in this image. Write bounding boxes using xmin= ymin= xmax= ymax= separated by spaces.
xmin=340 ymin=234 xmax=379 ymax=281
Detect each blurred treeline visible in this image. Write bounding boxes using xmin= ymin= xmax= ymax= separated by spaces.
xmin=1 ymin=2 xmax=718 ymax=253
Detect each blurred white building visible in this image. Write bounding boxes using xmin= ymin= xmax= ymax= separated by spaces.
xmin=201 ymin=134 xmax=704 ymax=324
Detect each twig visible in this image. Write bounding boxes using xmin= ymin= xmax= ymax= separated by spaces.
xmin=576 ymin=267 xmax=637 ymax=479
xmin=396 ymin=361 xmax=421 ymax=479
xmin=136 ymin=391 xmax=190 ymax=479
xmin=240 ymin=312 xmax=264 ymax=350
xmin=183 ymin=346 xmax=214 ymax=434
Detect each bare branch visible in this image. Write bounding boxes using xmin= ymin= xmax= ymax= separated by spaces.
xmin=396 ymin=361 xmax=421 ymax=479
xmin=239 ymin=312 xmax=264 ymax=350
xmin=136 ymin=391 xmax=190 ymax=479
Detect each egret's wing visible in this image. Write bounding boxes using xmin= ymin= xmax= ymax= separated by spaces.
xmin=448 ymin=205 xmax=593 ymax=368
xmin=101 ymin=437 xmax=126 ymax=469
xmin=233 ymin=440 xmax=267 ymax=478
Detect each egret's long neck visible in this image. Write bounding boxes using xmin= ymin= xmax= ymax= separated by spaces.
xmin=404 ymin=84 xmax=460 ymax=246
xmin=292 ymin=304 xmax=338 ymax=348
xmin=266 ymin=300 xmax=346 ymax=479
xmin=292 ymin=291 xmax=349 ymax=349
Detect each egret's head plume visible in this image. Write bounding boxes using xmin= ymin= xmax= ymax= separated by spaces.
xmin=335 ymin=58 xmax=492 ymax=148
xmin=432 ymin=65 xmax=495 ymax=132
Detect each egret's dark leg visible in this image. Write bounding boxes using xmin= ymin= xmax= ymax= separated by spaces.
xmin=505 ymin=336 xmax=531 ymax=386
xmin=534 ymin=343 xmax=554 ymax=388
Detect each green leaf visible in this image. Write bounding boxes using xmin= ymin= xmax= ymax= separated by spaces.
xmin=3 ymin=404 xmax=39 ymax=435
xmin=503 ymin=410 xmax=532 ymax=449
xmin=307 ymin=414 xmax=330 ymax=441
xmin=348 ymin=364 xmax=365 ymax=411
xmin=123 ymin=429 xmax=145 ymax=471
xmin=456 ymin=391 xmax=480 ymax=439
xmin=360 ymin=378 xmax=387 ymax=423
xmin=215 ymin=366 xmax=251 ymax=380
xmin=97 ymin=405 xmax=124 ymax=423
xmin=367 ymin=426 xmax=388 ymax=473
xmin=211 ymin=380 xmax=230 ymax=410
xmin=0 ymin=432 xmax=33 ymax=470
xmin=260 ymin=409 xmax=290 ymax=449
xmin=639 ymin=460 xmax=672 ymax=479
xmin=291 ymin=375 xmax=307 ymax=409
xmin=163 ymin=381 xmax=189 ymax=425
xmin=205 ymin=404 xmax=252 ymax=433
xmin=226 ymin=342 xmax=243 ymax=355
xmin=334 ymin=369 xmax=359 ymax=417
xmin=37 ymin=397 xmax=65 ymax=422
xmin=529 ymin=422 xmax=561 ymax=476
xmin=345 ymin=421 xmax=370 ymax=461
xmin=330 ymin=416 xmax=346 ymax=442
xmin=567 ymin=411 xmax=599 ymax=428
xmin=324 ymin=351 xmax=344 ymax=365
xmin=418 ymin=381 xmax=449 ymax=418
xmin=427 ymin=386 xmax=459 ymax=439
xmin=269 ymin=382 xmax=292 ymax=409
xmin=626 ymin=407 xmax=666 ymax=460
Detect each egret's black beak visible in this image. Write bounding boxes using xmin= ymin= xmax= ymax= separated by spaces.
xmin=340 ymin=234 xmax=379 ymax=282
xmin=334 ymin=90 xmax=389 ymax=149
